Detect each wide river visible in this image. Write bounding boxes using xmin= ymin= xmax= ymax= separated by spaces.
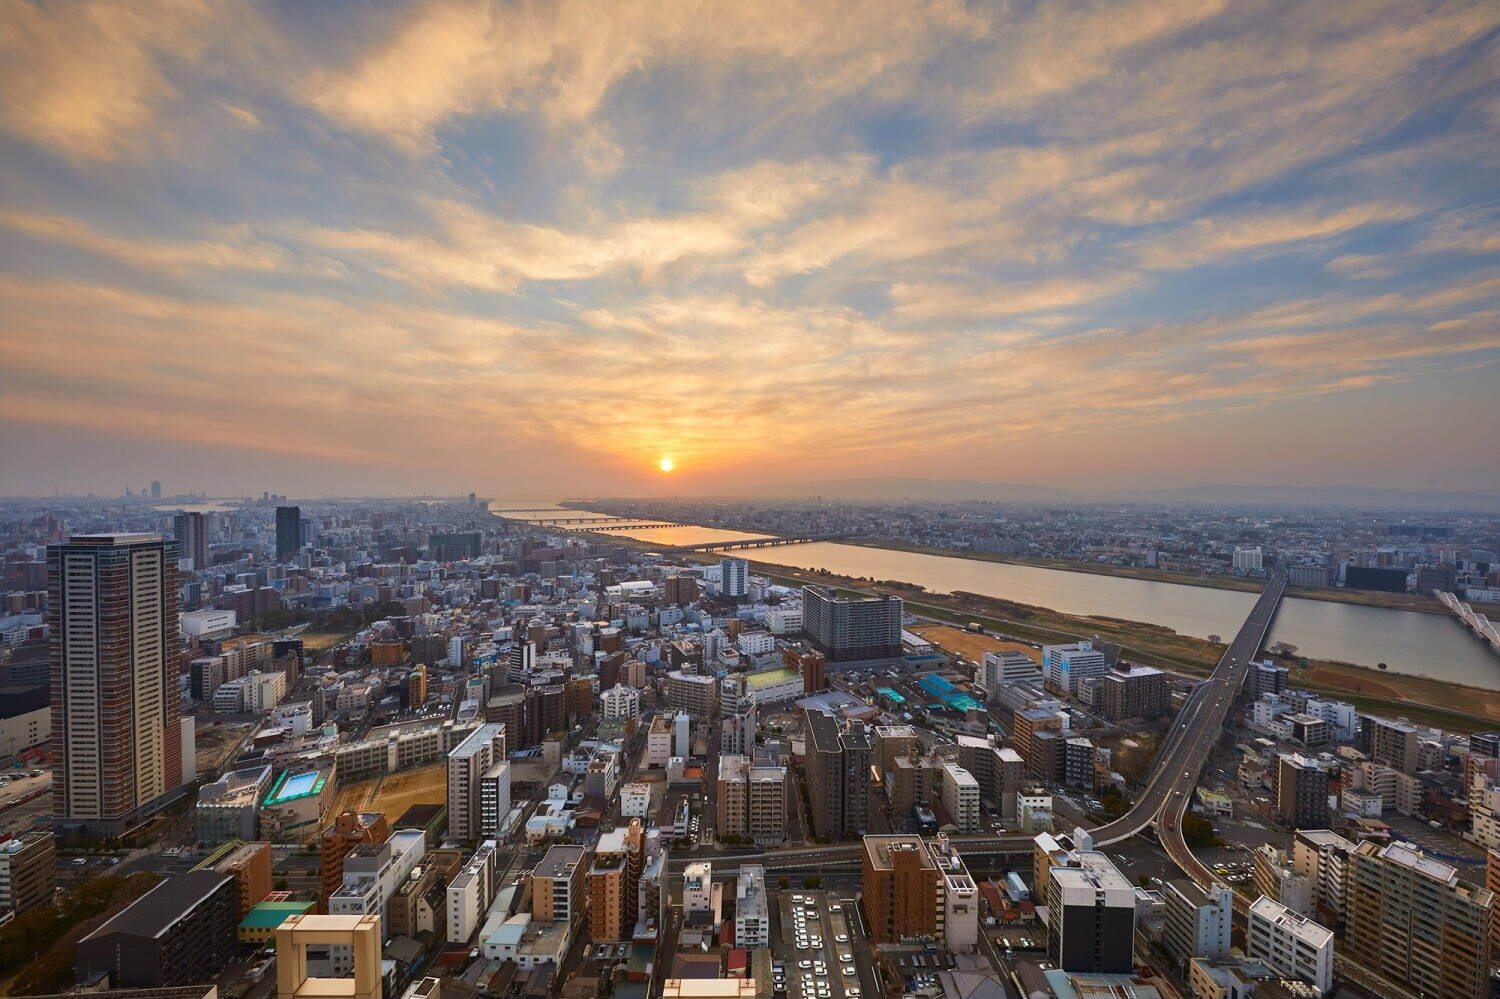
xmin=491 ymin=505 xmax=1500 ymax=688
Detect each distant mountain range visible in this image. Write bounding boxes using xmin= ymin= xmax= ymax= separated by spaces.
xmin=729 ymin=476 xmax=1500 ymax=511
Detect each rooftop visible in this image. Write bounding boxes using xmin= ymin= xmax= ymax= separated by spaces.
xmin=82 ymin=872 xmax=232 ymax=942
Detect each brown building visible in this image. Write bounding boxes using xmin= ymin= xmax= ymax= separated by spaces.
xmin=1346 ymin=840 xmax=1493 ymax=999
xmin=370 ymin=642 xmax=406 ymax=667
xmin=622 ymin=659 xmax=648 ymax=689
xmin=532 ymin=844 xmax=588 ymax=925
xmin=388 ymin=848 xmax=463 ymax=938
xmin=1094 ymin=666 xmax=1170 ymax=721
xmin=862 ymin=835 xmax=940 ymax=944
xmin=49 ymin=534 xmax=184 ymax=838
xmin=586 ymin=820 xmax=644 ymax=941
xmin=485 ymin=685 xmax=527 ymax=745
xmin=1011 ymin=708 xmax=1064 ymax=779
xmin=664 ymin=575 xmax=699 ymax=606
xmin=888 ymin=756 xmax=938 ymax=817
xmin=319 ymin=810 xmax=389 ymax=912
xmin=787 ymin=649 xmax=827 ymax=694
xmin=805 ymin=712 xmax=871 ymax=839
xmin=873 ymin=726 xmax=920 ymax=778
xmin=197 ymin=840 xmax=272 ymax=916
xmin=565 ymin=677 xmax=594 ymax=722
xmin=0 ymin=830 xmax=56 ymax=916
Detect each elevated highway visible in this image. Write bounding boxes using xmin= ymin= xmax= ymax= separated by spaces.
xmin=673 ymin=574 xmax=1287 ymax=875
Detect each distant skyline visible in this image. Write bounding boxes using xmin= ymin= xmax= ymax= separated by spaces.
xmin=2 ymin=1 xmax=1498 ymax=497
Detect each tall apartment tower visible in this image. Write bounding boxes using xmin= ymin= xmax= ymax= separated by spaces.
xmin=802 ymin=585 xmax=902 ymax=661
xmin=805 ymin=712 xmax=870 ymax=838
xmin=861 ymin=835 xmax=940 ymax=943
xmin=173 ymin=512 xmax=207 ymax=570
xmin=275 ymin=506 xmax=301 ymax=561
xmin=1045 ymin=852 xmax=1136 ymax=974
xmin=1346 ymin=841 xmax=1493 ymax=999
xmin=720 ymin=557 xmax=748 ymax=602
xmin=49 ymin=533 xmax=184 ymax=836
xmin=1275 ymin=754 xmax=1330 ymax=829
xmin=447 ymin=723 xmax=507 ymax=841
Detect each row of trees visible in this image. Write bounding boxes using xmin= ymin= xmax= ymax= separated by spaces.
xmin=0 ymin=871 xmax=162 ymax=996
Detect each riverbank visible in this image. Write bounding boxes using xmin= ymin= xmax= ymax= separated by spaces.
xmin=850 ymin=539 xmax=1445 ymax=614
xmin=588 ymin=530 xmax=1500 ymax=728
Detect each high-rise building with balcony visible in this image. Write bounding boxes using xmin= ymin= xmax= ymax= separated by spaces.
xmin=862 ymin=835 xmax=940 ymax=944
xmin=805 ymin=712 xmax=870 ymax=838
xmin=1345 ymin=841 xmax=1493 ymax=999
xmin=50 ymin=533 xmax=184 ymax=837
xmin=802 ymin=586 xmax=902 ymax=662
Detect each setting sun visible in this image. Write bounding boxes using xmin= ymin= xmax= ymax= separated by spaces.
xmin=658 ymin=457 xmax=675 ymax=473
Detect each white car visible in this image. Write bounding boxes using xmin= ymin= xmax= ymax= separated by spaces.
xmin=798 ymin=962 xmax=812 ymax=970
xmin=835 ymin=934 xmax=849 ymax=943
xmin=843 ymin=967 xmax=857 ymax=977
xmin=839 ymin=953 xmax=853 ymax=962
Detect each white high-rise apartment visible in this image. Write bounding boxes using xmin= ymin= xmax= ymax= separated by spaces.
xmin=1233 ymin=547 xmax=1265 ymax=573
xmin=734 ymin=865 xmax=770 ymax=948
xmin=50 ymin=534 xmax=184 ymax=837
xmin=448 ymin=723 xmax=507 ymax=840
xmin=601 ymin=685 xmax=641 ymax=722
xmin=1246 ymin=896 xmax=1334 ymax=995
xmin=940 ymin=762 xmax=981 ymax=833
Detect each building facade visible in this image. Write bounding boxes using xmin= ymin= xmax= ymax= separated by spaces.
xmin=802 ymin=586 xmax=903 ymax=662
xmin=50 ymin=533 xmax=185 ymax=837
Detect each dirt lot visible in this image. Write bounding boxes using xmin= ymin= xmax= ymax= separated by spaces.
xmin=300 ymin=632 xmax=349 ymax=653
xmin=195 ymin=721 xmax=252 ymax=774
xmin=909 ymin=623 xmax=1041 ymax=665
xmin=331 ymin=761 xmax=447 ymax=819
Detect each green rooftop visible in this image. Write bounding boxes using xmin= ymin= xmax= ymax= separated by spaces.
xmin=240 ymin=900 xmax=315 ymax=929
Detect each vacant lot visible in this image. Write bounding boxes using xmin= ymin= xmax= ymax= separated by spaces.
xmin=331 ymin=762 xmax=447 ymax=819
xmin=299 ymin=632 xmax=349 ymax=653
xmin=908 ymin=622 xmax=1040 ymax=664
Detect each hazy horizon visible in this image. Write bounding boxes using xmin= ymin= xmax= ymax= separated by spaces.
xmin=2 ymin=1 xmax=1498 ymax=498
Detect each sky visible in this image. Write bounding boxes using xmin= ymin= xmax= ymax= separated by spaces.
xmin=1 ymin=0 xmax=1498 ymax=500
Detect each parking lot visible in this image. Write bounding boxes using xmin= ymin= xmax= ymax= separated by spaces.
xmin=771 ymin=890 xmax=878 ymax=999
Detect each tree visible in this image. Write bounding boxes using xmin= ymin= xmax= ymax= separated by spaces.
xmin=10 ymin=950 xmax=75 ymax=997
xmin=1181 ymin=812 xmax=1221 ymax=848
xmin=778 ymin=877 xmax=790 ymax=891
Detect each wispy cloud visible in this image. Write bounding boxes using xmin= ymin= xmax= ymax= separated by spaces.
xmin=0 ymin=0 xmax=1497 ymax=493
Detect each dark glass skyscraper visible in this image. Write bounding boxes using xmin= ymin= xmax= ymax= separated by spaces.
xmin=275 ymin=505 xmax=301 ymax=561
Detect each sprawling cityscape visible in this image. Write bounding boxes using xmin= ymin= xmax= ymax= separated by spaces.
xmin=0 ymin=492 xmax=1497 ymax=999
xmin=3 ymin=3 xmax=1499 ymax=999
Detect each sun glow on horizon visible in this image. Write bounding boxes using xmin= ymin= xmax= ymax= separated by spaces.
xmin=658 ymin=457 xmax=675 ymax=473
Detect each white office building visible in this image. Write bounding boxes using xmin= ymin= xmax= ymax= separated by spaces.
xmin=940 ymin=762 xmax=981 ymax=834
xmin=1042 ymin=641 xmax=1108 ymax=697
xmin=734 ymin=865 xmax=770 ymax=948
xmin=601 ymin=685 xmax=641 ymax=722
xmin=1233 ymin=547 xmax=1265 ymax=573
xmin=721 ymin=557 xmax=748 ymax=600
xmin=620 ymin=782 xmax=652 ymax=819
xmin=1163 ymin=880 xmax=1233 ymax=963
xmin=447 ymin=841 xmax=499 ymax=944
xmin=1246 ymin=896 xmax=1334 ymax=996
xmin=982 ymin=651 xmax=1043 ymax=698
